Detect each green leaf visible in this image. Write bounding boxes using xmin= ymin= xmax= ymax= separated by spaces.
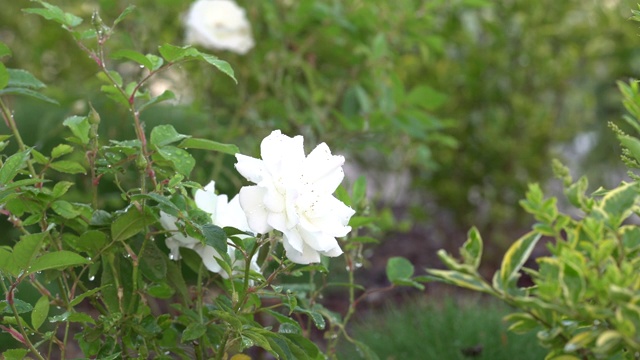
xmin=598 ymin=182 xmax=639 ymax=227
xmin=2 ymin=349 xmax=28 ymax=360
xmin=23 ymin=1 xmax=83 ymax=28
xmin=51 ymin=144 xmax=73 ymax=159
xmin=11 ymin=232 xmax=47 ymax=276
xmin=499 ymin=231 xmax=541 ymax=288
xmin=69 ymin=286 xmax=109 ymax=307
xmin=27 ymin=250 xmax=89 ymax=274
xmin=62 ymin=116 xmax=90 ymax=144
xmin=426 ymin=269 xmax=495 ymax=294
xmin=595 ymin=330 xmax=623 ymax=354
xmin=1 ymin=298 xmax=33 ymax=313
xmin=292 ymin=306 xmax=325 ymax=330
xmin=158 ymin=43 xmax=199 ymax=62
xmin=111 ymin=49 xmax=153 ymax=70
xmin=181 ymin=322 xmax=206 ymax=342
xmin=503 ymin=312 xmax=540 ymax=334
xmin=113 ymin=5 xmax=136 ymax=26
xmin=49 ymin=311 xmax=95 ymax=324
xmin=31 ymin=295 xmax=50 ymax=330
xmin=386 ymin=256 xmax=414 ymax=284
xmin=564 ymin=331 xmax=597 ymax=353
xmin=111 ymin=207 xmax=153 ymax=242
xmin=138 ymin=90 xmax=175 ymax=112
xmin=150 ymin=124 xmax=189 ymax=147
xmin=202 ymin=224 xmax=228 ymax=255
xmin=0 ymin=149 xmax=31 ymax=185
xmin=146 ymin=282 xmax=175 ymax=299
xmin=74 ymin=230 xmax=108 ymax=254
xmin=178 ymin=137 xmax=239 ymax=155
xmin=139 ymin=241 xmax=167 ymax=282
xmin=145 ymin=54 xmax=164 ymax=71
xmin=352 ymin=176 xmax=367 ymax=205
xmin=131 ymin=193 xmax=180 ymax=214
xmin=51 ymin=200 xmax=80 ymax=219
xmin=619 ymin=135 xmax=640 ymax=163
xmin=52 ymin=181 xmax=74 ymax=198
xmin=156 ymin=146 xmax=195 ymax=176
xmin=158 ymin=44 xmax=236 ymax=83
xmin=165 ymin=259 xmax=190 ymax=304
xmin=31 ymin=149 xmax=48 ymax=164
xmin=50 ymin=160 xmax=85 ymax=174
xmin=0 ymin=87 xmax=58 ymax=104
xmin=0 ymin=42 xmax=11 ymax=58
xmin=198 ymin=53 xmax=237 ymax=84
xmin=0 ymin=63 xmax=8 ymax=90
xmin=460 ymin=227 xmax=483 ymax=270
xmin=7 ymin=69 xmax=46 ymax=89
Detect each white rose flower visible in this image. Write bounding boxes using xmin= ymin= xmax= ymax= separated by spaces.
xmin=184 ymin=0 xmax=255 ymax=55
xmin=235 ymin=130 xmax=355 ymax=264
xmin=160 ymin=181 xmax=259 ymax=278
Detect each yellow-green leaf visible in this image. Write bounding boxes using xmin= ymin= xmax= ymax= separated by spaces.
xmin=31 ymin=295 xmax=50 ymax=330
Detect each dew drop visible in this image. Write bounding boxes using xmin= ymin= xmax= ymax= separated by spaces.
xmin=139 ymin=65 xmax=145 ymax=69
xmin=88 ymin=275 xmax=95 ymax=282
xmin=86 ymin=257 xmax=92 ymax=261
xmin=354 ymin=261 xmax=363 ymax=269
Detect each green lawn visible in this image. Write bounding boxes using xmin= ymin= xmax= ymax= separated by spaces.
xmin=339 ymin=296 xmax=547 ymax=360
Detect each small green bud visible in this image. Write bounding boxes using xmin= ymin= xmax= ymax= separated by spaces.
xmin=136 ymin=153 xmax=148 ymax=171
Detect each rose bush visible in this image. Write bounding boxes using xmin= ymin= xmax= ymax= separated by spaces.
xmin=0 ymin=3 xmax=423 ymax=359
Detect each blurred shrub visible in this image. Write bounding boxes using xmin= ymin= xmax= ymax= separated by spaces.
xmin=420 ymin=0 xmax=640 ymax=252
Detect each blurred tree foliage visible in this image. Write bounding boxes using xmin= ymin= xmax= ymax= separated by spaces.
xmin=0 ymin=0 xmax=639 ymax=257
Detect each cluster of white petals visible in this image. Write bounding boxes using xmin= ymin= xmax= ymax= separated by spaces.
xmin=184 ymin=0 xmax=255 ymax=55
xmin=235 ymin=130 xmax=355 ymax=264
xmin=160 ymin=181 xmax=259 ymax=278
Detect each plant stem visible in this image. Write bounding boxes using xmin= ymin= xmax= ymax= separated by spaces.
xmin=0 ymin=98 xmax=38 ymax=178
xmin=0 ymin=277 xmax=46 ymax=360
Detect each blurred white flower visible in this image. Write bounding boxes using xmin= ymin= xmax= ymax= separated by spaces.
xmin=160 ymin=181 xmax=259 ymax=278
xmin=235 ymin=130 xmax=355 ymax=264
xmin=184 ymin=0 xmax=254 ymax=55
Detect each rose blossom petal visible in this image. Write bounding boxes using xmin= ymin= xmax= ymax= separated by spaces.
xmin=239 ymin=186 xmax=272 ymax=234
xmin=319 ymin=245 xmax=343 ymax=258
xmin=235 ymin=154 xmax=268 ymax=184
xmin=302 ymin=143 xmax=345 ymax=193
xmin=194 ymin=181 xmax=219 ymax=218
xmin=260 ymin=130 xmax=305 ymax=176
xmin=298 ymin=225 xmax=340 ymax=252
xmin=217 ymin=195 xmax=252 ymax=232
xmin=195 ymin=244 xmax=225 ymax=276
xmin=281 ymin=237 xmax=321 ymax=264
xmin=282 ymin=228 xmax=304 ymax=253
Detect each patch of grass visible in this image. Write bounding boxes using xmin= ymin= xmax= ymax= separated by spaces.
xmin=338 ymin=297 xmax=547 ymax=360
